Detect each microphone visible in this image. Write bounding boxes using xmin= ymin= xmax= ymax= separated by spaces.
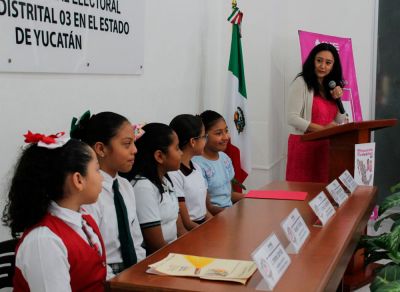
xmin=328 ymin=80 xmax=345 ymax=114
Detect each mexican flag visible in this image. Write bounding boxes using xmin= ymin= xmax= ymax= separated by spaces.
xmin=224 ymin=6 xmax=251 ymax=190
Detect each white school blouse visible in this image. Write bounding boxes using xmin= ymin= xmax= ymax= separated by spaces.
xmin=16 ymin=201 xmax=103 ymax=292
xmin=132 ymin=177 xmax=179 ymax=244
xmin=83 ymin=170 xmax=146 ymax=279
xmin=168 ymin=161 xmax=207 ymax=221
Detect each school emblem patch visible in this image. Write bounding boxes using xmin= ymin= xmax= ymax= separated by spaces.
xmin=234 ymin=107 xmax=245 ymax=134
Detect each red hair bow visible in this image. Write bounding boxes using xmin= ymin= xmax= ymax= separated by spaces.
xmin=23 ymin=131 xmax=69 ymax=149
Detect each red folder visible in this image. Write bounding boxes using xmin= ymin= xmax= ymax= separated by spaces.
xmin=245 ymin=190 xmax=307 ymax=201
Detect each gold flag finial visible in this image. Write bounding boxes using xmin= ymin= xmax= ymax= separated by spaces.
xmin=232 ymin=0 xmax=237 ymax=8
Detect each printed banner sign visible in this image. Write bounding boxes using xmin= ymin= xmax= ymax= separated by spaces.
xmin=0 ymin=0 xmax=144 ymax=74
xmin=298 ymin=30 xmax=362 ymax=122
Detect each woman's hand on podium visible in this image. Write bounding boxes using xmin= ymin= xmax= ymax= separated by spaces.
xmin=306 ymin=121 xmax=337 ymax=133
xmin=323 ymin=121 xmax=339 ymax=130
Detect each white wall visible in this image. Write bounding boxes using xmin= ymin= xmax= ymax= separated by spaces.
xmin=0 ymin=0 xmax=377 ymax=240
xmin=199 ymin=0 xmax=376 ymax=190
xmin=241 ymin=0 xmax=377 ymax=189
xmin=285 ymin=0 xmax=376 ymax=119
xmin=0 ymin=0 xmax=208 ymax=240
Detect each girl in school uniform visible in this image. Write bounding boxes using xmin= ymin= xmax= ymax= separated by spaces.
xmin=2 ymin=132 xmax=106 ymax=291
xmin=70 ymin=111 xmax=146 ymax=278
xmin=168 ymin=114 xmax=212 ymax=230
xmin=193 ymin=110 xmax=244 ymax=215
xmin=122 ymin=123 xmax=185 ymax=255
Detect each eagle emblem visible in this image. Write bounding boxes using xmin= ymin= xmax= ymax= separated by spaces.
xmin=233 ymin=107 xmax=245 ymax=134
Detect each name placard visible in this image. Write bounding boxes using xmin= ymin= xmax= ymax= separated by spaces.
xmin=251 ymin=233 xmax=291 ymax=291
xmin=339 ymin=170 xmax=358 ymax=194
xmin=326 ymin=179 xmax=348 ymax=206
xmin=308 ymin=191 xmax=336 ymax=226
xmin=280 ymin=208 xmax=310 ymax=254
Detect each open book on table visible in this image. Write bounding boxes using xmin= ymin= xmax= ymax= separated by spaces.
xmin=147 ymin=253 xmax=257 ymax=284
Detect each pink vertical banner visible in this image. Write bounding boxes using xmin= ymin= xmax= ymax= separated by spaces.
xmin=298 ymin=30 xmax=363 ymax=122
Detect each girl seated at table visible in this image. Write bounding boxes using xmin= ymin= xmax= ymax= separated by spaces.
xmin=193 ymin=110 xmax=244 ymax=215
xmin=3 ymin=131 xmax=106 ymax=291
xmin=169 ymin=114 xmax=212 ymax=230
xmin=123 ymin=123 xmax=186 ymax=254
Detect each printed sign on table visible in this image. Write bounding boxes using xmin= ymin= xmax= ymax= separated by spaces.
xmin=354 ymin=143 xmax=375 ymax=186
xmin=326 ymin=179 xmax=348 ymax=206
xmin=252 ymin=233 xmax=291 ymax=291
xmin=339 ymin=170 xmax=358 ymax=193
xmin=281 ymin=208 xmax=310 ymax=254
xmin=308 ymin=191 xmax=336 ymax=226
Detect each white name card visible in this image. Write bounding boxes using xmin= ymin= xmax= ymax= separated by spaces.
xmin=281 ymin=208 xmax=310 ymax=254
xmin=326 ymin=179 xmax=349 ymax=206
xmin=251 ymin=233 xmax=291 ymax=291
xmin=308 ymin=191 xmax=336 ymax=226
xmin=339 ymin=170 xmax=358 ymax=194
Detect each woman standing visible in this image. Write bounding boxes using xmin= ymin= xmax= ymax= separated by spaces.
xmin=286 ymin=43 xmax=347 ymax=183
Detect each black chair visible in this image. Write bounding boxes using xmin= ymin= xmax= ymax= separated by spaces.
xmin=0 ymin=238 xmax=19 ymax=288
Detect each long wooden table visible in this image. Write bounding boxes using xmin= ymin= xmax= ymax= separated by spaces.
xmin=107 ymin=181 xmax=377 ymax=292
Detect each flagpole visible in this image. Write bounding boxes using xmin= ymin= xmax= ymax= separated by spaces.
xmin=225 ymin=0 xmax=251 ymax=192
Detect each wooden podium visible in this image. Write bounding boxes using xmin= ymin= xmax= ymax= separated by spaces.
xmin=302 ymin=119 xmax=397 ymax=181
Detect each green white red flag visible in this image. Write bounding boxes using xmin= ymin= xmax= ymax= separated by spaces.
xmin=224 ymin=6 xmax=251 ymax=189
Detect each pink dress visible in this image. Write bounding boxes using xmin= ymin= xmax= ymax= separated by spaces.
xmin=286 ymin=94 xmax=338 ymax=183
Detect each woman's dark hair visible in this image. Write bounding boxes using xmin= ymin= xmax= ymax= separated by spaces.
xmin=123 ymin=123 xmax=175 ymax=196
xmin=169 ymin=114 xmax=203 ymax=149
xmin=199 ymin=110 xmax=224 ymax=132
xmin=298 ymin=43 xmax=343 ymax=100
xmin=70 ymin=111 xmax=129 ymax=146
xmin=2 ymin=139 xmax=93 ymax=238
